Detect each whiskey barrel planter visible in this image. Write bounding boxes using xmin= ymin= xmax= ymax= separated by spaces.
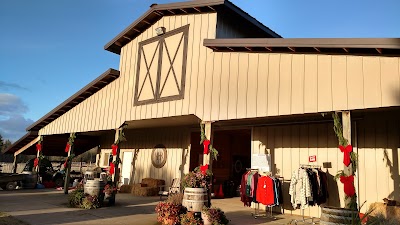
xmin=182 ymin=188 xmax=208 ymax=212
xmin=320 ymin=206 xmax=360 ymax=225
xmin=84 ymin=179 xmax=105 ymax=196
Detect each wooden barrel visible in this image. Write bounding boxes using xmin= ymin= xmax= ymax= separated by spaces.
xmin=22 ymin=172 xmax=37 ymax=189
xmin=320 ymin=206 xmax=360 ymax=225
xmin=84 ymin=179 xmax=105 ymax=196
xmin=182 ymin=188 xmax=208 ymax=212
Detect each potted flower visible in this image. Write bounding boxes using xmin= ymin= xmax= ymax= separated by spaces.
xmin=155 ymin=201 xmax=183 ymax=225
xmin=181 ymin=166 xmax=212 ymax=212
xmin=104 ymin=183 xmax=117 ymax=197
xmin=202 ymin=206 xmax=229 ymax=225
xmin=103 ymin=182 xmax=117 ymax=206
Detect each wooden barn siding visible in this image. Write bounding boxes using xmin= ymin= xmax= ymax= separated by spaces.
xmin=210 ymin=53 xmax=400 ymax=121
xmin=39 ymin=13 xmax=217 ymax=135
xmin=252 ymin=113 xmax=400 ymax=217
xmin=40 ymin=25 xmax=400 ymax=136
xmin=100 ymin=127 xmax=191 ymax=188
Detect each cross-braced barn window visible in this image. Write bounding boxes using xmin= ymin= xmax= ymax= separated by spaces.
xmin=134 ymin=25 xmax=189 ymax=105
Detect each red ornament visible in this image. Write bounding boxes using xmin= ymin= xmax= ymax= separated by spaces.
xmin=65 ymin=143 xmax=70 ymax=153
xmin=34 ymin=158 xmax=39 ymax=167
xmin=340 ymin=175 xmax=355 ymax=197
xmin=203 ymin=140 xmax=210 ymax=154
xmin=36 ymin=143 xmax=42 ymax=152
xmin=64 ymin=159 xmax=68 ymax=168
xmin=109 ymin=162 xmax=115 ymax=175
xmin=339 ymin=145 xmax=352 ymax=167
xmin=200 ymin=164 xmax=209 ymax=175
xmin=112 ymin=144 xmax=118 ymax=156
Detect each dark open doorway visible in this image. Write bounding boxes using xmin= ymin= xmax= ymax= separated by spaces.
xmin=190 ymin=129 xmax=251 ymax=197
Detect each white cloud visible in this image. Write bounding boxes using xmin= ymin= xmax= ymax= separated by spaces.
xmin=0 ymin=93 xmax=33 ymax=142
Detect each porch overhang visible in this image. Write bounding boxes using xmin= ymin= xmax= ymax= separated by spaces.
xmin=4 ymin=133 xmax=100 ymax=156
xmin=124 ymin=115 xmax=201 ymax=129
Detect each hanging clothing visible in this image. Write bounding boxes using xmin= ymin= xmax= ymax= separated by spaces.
xmin=240 ymin=171 xmax=252 ymax=207
xmin=289 ymin=168 xmax=312 ymax=209
xmin=256 ymin=176 xmax=275 ymax=206
xmin=289 ymin=167 xmax=329 ymax=209
xmin=240 ymin=171 xmax=282 ymax=207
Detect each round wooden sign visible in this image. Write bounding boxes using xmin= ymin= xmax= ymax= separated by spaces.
xmin=151 ymin=144 xmax=167 ymax=168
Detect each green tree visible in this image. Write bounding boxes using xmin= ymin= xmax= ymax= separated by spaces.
xmin=0 ymin=133 xmax=3 ymax=152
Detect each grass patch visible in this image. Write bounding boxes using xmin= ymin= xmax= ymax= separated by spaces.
xmin=0 ymin=212 xmax=29 ymax=225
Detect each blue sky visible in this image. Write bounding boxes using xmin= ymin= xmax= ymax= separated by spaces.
xmin=0 ymin=0 xmax=399 ymax=141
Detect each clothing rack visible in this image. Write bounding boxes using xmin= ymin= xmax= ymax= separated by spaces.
xmin=251 ymin=176 xmax=284 ymax=220
xmin=290 ymin=165 xmax=321 ymax=225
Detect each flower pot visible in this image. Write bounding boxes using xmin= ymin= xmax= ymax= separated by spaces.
xmin=201 ymin=212 xmax=212 ymax=225
xmin=182 ymin=188 xmax=208 ymax=212
xmin=103 ymin=192 xmax=115 ymax=206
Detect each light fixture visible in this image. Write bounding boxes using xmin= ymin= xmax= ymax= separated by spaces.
xmin=155 ymin=27 xmax=166 ymax=36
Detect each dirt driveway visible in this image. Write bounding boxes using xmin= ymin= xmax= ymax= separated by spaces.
xmin=0 ymin=189 xmax=303 ymax=225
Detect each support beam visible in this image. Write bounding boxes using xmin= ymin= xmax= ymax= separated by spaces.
xmin=14 ymin=136 xmax=40 ymax=156
xmin=202 ymin=121 xmax=213 ymax=207
xmin=12 ymin=155 xmax=18 ymax=173
xmin=342 ymin=111 xmax=353 ymax=207
xmin=113 ymin=128 xmax=122 ymax=186
xmin=202 ymin=122 xmax=213 ymax=168
xmin=64 ymin=134 xmax=75 ymax=194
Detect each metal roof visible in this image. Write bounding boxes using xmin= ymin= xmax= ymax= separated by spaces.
xmin=104 ymin=0 xmax=281 ymax=54
xmin=203 ymin=38 xmax=400 ymax=56
xmin=26 ymin=68 xmax=120 ymax=132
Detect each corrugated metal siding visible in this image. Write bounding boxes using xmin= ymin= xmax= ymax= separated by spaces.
xmin=252 ymin=112 xmax=400 ymax=217
xmin=99 ymin=127 xmax=191 ymax=188
xmin=39 ymin=13 xmax=217 ymax=135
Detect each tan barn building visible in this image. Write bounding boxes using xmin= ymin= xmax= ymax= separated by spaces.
xmin=5 ymin=0 xmax=400 ymax=217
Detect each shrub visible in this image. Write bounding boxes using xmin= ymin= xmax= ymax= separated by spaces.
xmin=202 ymin=206 xmax=229 ymax=225
xmin=68 ymin=187 xmax=85 ymax=207
xmin=155 ymin=201 xmax=183 ymax=225
xmin=81 ymin=195 xmax=101 ymax=209
xmin=180 ymin=212 xmax=202 ymax=225
xmin=166 ymin=193 xmax=184 ymax=205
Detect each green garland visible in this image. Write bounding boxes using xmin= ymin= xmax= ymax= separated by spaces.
xmin=332 ymin=112 xmax=358 ymax=210
xmin=200 ymin=123 xmax=219 ymax=161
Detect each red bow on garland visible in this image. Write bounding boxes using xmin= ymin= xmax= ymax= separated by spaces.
xmin=65 ymin=143 xmax=71 ymax=153
xmin=34 ymin=158 xmax=39 ymax=167
xmin=112 ymin=144 xmax=118 ymax=156
xmin=64 ymin=159 xmax=68 ymax=169
xmin=200 ymin=164 xmax=209 ymax=175
xmin=340 ymin=175 xmax=355 ymax=197
xmin=203 ymin=140 xmax=210 ymax=154
xmin=109 ymin=162 xmax=115 ymax=175
xmin=339 ymin=145 xmax=353 ymax=167
xmin=36 ymin=143 xmax=42 ymax=152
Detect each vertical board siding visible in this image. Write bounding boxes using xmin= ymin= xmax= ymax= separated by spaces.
xmin=100 ymin=127 xmax=190 ymax=188
xmin=252 ymin=111 xmax=400 ymax=218
xmin=39 ymin=13 xmax=217 ymax=135
xmin=39 ymin=22 xmax=400 ymax=137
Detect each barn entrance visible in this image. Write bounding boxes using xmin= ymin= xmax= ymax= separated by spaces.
xmin=190 ymin=129 xmax=251 ymax=197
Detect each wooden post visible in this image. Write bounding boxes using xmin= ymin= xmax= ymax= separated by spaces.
xmin=342 ymin=111 xmax=353 ymax=206
xmin=64 ymin=134 xmax=74 ymax=194
xmin=12 ymin=155 xmax=18 ymax=173
xmin=202 ymin=121 xmax=213 ymax=207
xmin=113 ymin=128 xmax=122 ymax=186
xmin=202 ymin=121 xmax=213 ymax=169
